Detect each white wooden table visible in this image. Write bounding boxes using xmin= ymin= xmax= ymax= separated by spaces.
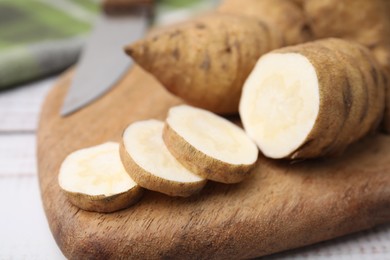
xmin=0 ymin=76 xmax=389 ymax=259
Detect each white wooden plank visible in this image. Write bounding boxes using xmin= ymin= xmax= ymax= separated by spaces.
xmin=0 ymin=177 xmax=65 ymax=259
xmin=0 ymin=77 xmax=56 ymax=132
xmin=0 ymin=134 xmax=36 ymax=176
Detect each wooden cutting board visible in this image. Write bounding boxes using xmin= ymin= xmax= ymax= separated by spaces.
xmin=37 ymin=66 xmax=390 ymax=259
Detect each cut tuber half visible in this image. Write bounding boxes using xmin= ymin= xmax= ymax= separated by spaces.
xmin=163 ymin=105 xmax=259 ymax=184
xmin=58 ymin=142 xmax=143 ymax=213
xmin=240 ymin=38 xmax=386 ymax=159
xmin=120 ymin=119 xmax=207 ymax=197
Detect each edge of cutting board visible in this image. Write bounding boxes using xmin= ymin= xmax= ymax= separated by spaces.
xmin=37 ymin=67 xmax=390 ymax=259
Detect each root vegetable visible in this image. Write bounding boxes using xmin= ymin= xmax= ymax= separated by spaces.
xmin=163 ymin=105 xmax=258 ymax=184
xmin=125 ymin=13 xmax=284 ymax=114
xmin=218 ymin=0 xmax=310 ymax=46
xmin=302 ymin=0 xmax=390 ymax=67
xmin=239 ymin=38 xmax=386 ymax=159
xmin=300 ymin=0 xmax=390 ymax=133
xmin=120 ymin=119 xmax=206 ymax=197
xmin=58 ymin=142 xmax=143 ymax=213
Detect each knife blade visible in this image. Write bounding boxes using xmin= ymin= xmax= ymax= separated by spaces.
xmin=61 ymin=0 xmax=153 ymax=116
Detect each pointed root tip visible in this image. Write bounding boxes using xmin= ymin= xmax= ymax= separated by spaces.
xmin=124 ymin=45 xmax=134 ymax=57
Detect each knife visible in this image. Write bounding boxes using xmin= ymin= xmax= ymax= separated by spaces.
xmin=61 ymin=0 xmax=154 ymax=116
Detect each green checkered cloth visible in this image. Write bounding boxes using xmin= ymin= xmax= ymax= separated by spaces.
xmin=0 ymin=0 xmax=219 ymax=89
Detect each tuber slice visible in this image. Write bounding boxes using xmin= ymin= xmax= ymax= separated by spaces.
xmin=120 ymin=120 xmax=206 ymax=197
xmin=240 ymin=38 xmax=386 ymax=160
xmin=163 ymin=105 xmax=259 ymax=184
xmin=58 ymin=142 xmax=143 ymax=213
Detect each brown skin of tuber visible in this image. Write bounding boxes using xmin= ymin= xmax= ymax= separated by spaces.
xmin=218 ymin=0 xmax=311 ymax=46
xmin=299 ymin=0 xmax=390 ymax=133
xmin=275 ymin=38 xmax=386 ymax=159
xmin=126 ymin=13 xmax=284 ymax=114
xmin=64 ymin=186 xmax=143 ymax=213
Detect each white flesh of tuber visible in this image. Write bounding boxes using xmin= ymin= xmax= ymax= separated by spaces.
xmin=121 ymin=119 xmax=206 ymax=197
xmin=240 ymin=53 xmax=320 ymax=159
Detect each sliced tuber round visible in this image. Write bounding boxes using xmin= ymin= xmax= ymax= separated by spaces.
xmin=240 ymin=38 xmax=386 ymax=160
xmin=120 ymin=119 xmax=207 ymax=197
xmin=163 ymin=105 xmax=259 ymax=184
xmin=58 ymin=142 xmax=143 ymax=213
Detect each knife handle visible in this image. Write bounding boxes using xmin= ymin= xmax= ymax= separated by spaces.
xmin=103 ymin=0 xmax=154 ymax=15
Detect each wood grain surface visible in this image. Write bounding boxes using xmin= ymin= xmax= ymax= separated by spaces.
xmin=37 ymin=66 xmax=390 ymax=259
